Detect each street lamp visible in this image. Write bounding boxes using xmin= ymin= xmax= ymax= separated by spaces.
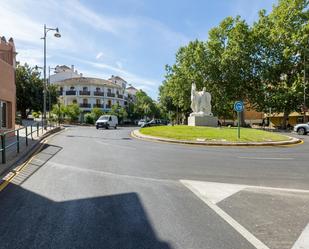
xmin=303 ymin=50 xmax=307 ymax=123
xmin=48 ymin=66 xmax=56 ymax=118
xmin=42 ymin=25 xmax=61 ymax=129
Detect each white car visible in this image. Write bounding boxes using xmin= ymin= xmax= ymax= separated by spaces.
xmin=293 ymin=122 xmax=309 ymax=135
xmin=96 ymin=115 xmax=118 ymax=129
xmin=138 ymin=119 xmax=146 ymax=126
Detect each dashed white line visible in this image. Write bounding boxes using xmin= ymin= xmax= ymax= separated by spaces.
xmin=238 ymin=156 xmax=294 ymax=160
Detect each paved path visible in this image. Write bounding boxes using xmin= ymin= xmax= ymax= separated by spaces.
xmin=0 ymin=126 xmax=308 ymax=249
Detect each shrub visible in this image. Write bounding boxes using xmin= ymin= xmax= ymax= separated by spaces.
xmin=91 ymin=108 xmax=103 ymax=121
xmin=84 ymin=113 xmax=95 ymax=124
xmin=64 ymin=104 xmax=81 ymax=122
xmin=32 ymin=111 xmax=41 ymax=119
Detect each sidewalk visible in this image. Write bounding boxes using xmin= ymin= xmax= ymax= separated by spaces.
xmin=0 ymin=124 xmax=61 ymax=176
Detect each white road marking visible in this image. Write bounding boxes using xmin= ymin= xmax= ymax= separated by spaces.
xmin=238 ymin=156 xmax=294 ymax=160
xmin=180 ymin=180 xmax=247 ymax=204
xmin=291 ymin=223 xmax=309 ymax=249
xmin=181 ymin=180 xmax=270 ymax=249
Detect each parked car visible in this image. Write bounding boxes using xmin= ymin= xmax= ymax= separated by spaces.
xmin=141 ymin=119 xmax=166 ymax=128
xmin=293 ymin=122 xmax=309 ymax=135
xmin=96 ymin=115 xmax=118 ymax=129
xmin=138 ymin=119 xmax=147 ymax=126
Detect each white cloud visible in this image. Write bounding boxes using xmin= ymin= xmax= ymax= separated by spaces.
xmin=96 ymin=52 xmax=104 ymax=60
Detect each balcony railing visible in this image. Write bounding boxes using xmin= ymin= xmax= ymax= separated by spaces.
xmin=105 ymin=105 xmax=111 ymax=109
xmin=66 ymin=90 xmax=76 ymax=96
xmin=107 ymin=92 xmax=115 ymax=97
xmin=93 ymin=104 xmax=104 ymax=108
xmin=79 ymin=103 xmax=91 ymax=108
xmin=117 ymin=94 xmax=123 ymax=99
xmin=94 ymin=91 xmax=104 ymax=96
xmin=79 ymin=90 xmax=90 ymax=96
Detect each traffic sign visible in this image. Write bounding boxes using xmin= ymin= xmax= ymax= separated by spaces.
xmin=234 ymin=101 xmax=244 ymax=112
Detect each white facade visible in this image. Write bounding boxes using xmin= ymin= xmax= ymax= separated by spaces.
xmin=56 ymin=77 xmax=126 ymax=112
xmin=50 ymin=65 xmax=82 ymax=84
xmin=51 ymin=65 xmax=138 ymax=113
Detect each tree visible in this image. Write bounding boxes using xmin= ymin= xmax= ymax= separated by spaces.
xmin=64 ymin=104 xmax=81 ymax=122
xmin=51 ymin=103 xmax=66 ymax=124
xmin=252 ymin=0 xmax=308 ymax=128
xmin=16 ymin=64 xmax=44 ymax=119
xmin=91 ymin=107 xmax=104 ymax=121
xmin=110 ymin=104 xmax=128 ymax=123
xmin=159 ymin=0 xmax=308 ymax=128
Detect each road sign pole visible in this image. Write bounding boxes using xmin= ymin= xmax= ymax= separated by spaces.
xmin=234 ymin=101 xmax=244 ymax=140
xmin=237 ymin=111 xmax=240 ymax=139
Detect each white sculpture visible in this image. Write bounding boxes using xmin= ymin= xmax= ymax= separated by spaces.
xmin=190 ymin=83 xmax=212 ymax=116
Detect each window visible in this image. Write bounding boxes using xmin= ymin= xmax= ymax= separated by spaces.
xmin=83 ymin=86 xmax=88 ymax=91
xmin=297 ymin=116 xmax=304 ymax=123
xmin=83 ymin=99 xmax=88 ymax=104
xmin=72 ymin=99 xmax=77 ymax=104
xmin=70 ymin=86 xmax=75 ymax=90
xmin=108 ymin=89 xmax=111 ymax=94
xmin=0 ymin=101 xmax=7 ymax=128
xmin=96 ymin=99 xmax=100 ymax=105
xmin=96 ymin=87 xmax=100 ymax=92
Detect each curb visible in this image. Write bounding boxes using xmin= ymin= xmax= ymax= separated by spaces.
xmin=131 ymin=129 xmax=302 ymax=147
xmin=0 ymin=126 xmax=64 ymax=186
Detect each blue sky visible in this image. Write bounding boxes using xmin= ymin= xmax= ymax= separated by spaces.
xmin=0 ymin=0 xmax=277 ymax=99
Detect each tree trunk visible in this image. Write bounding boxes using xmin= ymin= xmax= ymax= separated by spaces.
xmin=21 ymin=109 xmax=28 ymax=119
xmin=282 ymin=111 xmax=289 ymax=129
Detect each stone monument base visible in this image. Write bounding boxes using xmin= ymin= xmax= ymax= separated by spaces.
xmin=188 ymin=115 xmax=218 ymax=127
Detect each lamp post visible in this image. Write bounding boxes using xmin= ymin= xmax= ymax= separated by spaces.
xmin=42 ymin=24 xmax=61 ymax=129
xmin=48 ymin=66 xmax=56 ymax=118
xmin=303 ymin=50 xmax=307 ymax=123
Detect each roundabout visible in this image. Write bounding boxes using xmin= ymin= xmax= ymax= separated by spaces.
xmin=132 ymin=125 xmax=302 ymax=146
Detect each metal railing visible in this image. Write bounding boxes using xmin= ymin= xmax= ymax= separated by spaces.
xmin=0 ymin=121 xmax=57 ymax=164
xmin=79 ymin=103 xmax=91 ymax=108
xmin=94 ymin=91 xmax=104 ymax=96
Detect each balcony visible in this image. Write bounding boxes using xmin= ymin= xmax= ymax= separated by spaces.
xmin=79 ymin=90 xmax=91 ymax=96
xmin=117 ymin=94 xmax=123 ymax=99
xmin=66 ymin=90 xmax=76 ymax=96
xmin=107 ymin=92 xmax=115 ymax=97
xmin=79 ymin=103 xmax=91 ymax=108
xmin=93 ymin=104 xmax=104 ymax=108
xmin=94 ymin=91 xmax=104 ymax=96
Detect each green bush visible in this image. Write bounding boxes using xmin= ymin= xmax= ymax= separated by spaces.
xmin=91 ymin=107 xmax=103 ymax=121
xmin=32 ymin=111 xmax=41 ymax=119
xmin=84 ymin=113 xmax=95 ymax=124
xmin=64 ymin=104 xmax=81 ymax=122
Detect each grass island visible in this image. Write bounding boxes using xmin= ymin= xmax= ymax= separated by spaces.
xmin=140 ymin=125 xmax=289 ymax=143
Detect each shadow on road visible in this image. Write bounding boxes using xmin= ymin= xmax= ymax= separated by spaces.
xmin=10 ymin=144 xmax=63 ymax=186
xmin=0 ymin=184 xmax=172 ymax=249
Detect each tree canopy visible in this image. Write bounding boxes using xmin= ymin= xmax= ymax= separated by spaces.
xmin=159 ymin=0 xmax=308 ymax=127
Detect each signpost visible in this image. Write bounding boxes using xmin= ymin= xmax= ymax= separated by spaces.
xmin=234 ymin=101 xmax=244 ymax=139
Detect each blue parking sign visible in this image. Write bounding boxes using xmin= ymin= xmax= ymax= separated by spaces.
xmin=234 ymin=101 xmax=244 ymax=112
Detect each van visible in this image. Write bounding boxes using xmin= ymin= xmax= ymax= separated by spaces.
xmin=95 ymin=115 xmax=118 ymax=129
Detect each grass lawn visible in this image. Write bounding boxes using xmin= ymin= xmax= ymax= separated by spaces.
xmin=140 ymin=125 xmax=289 ymax=142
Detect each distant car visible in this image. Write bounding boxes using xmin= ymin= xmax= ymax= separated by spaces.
xmin=96 ymin=115 xmax=118 ymax=129
xmin=141 ymin=119 xmax=165 ymax=128
xmin=138 ymin=119 xmax=147 ymax=126
xmin=293 ymin=122 xmax=309 ymax=135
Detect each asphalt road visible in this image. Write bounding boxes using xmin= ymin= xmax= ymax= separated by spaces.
xmin=0 ymin=126 xmax=308 ymax=249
